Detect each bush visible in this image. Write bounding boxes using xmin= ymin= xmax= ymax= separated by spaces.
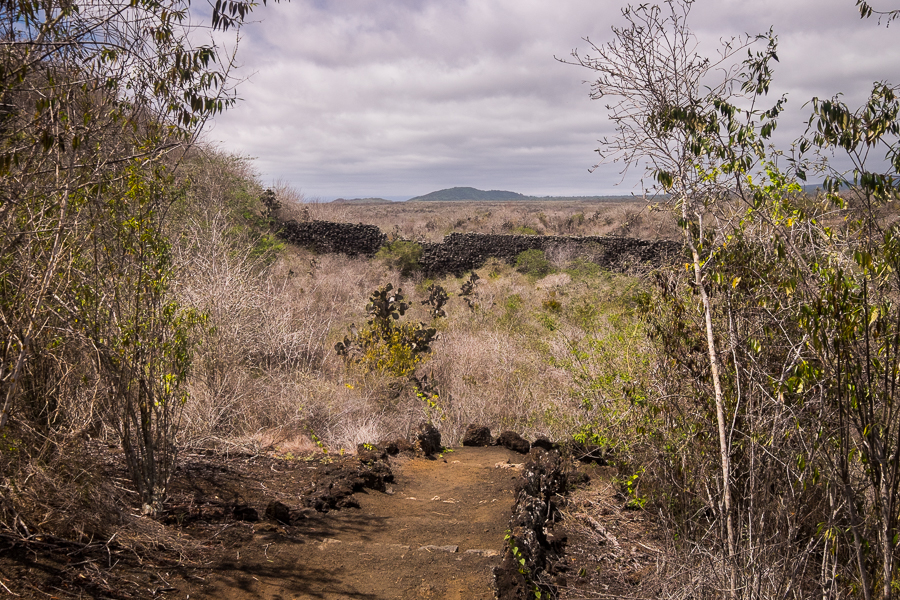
xmin=515 ymin=249 xmax=553 ymax=278
xmin=375 ymin=240 xmax=423 ymax=276
xmin=335 ymin=284 xmax=437 ymax=377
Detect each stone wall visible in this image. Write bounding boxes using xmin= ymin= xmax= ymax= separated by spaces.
xmin=494 ymin=448 xmax=567 ymax=599
xmin=419 ymin=232 xmax=679 ymax=276
xmin=277 ymin=219 xmax=680 ymax=274
xmin=278 ymin=219 xmax=387 ymax=256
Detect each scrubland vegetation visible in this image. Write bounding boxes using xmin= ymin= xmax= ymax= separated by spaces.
xmin=3 ymin=0 xmax=900 ymax=598
xmin=279 ymin=189 xmax=681 ymax=242
xmin=175 ymin=166 xmax=658 ymax=455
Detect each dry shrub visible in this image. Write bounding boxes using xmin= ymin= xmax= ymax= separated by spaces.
xmin=425 ymin=326 xmax=571 ymax=444
xmin=173 ymin=210 xmax=390 ymax=446
xmin=319 ymin=199 xmax=680 ymax=242
xmin=174 ymin=217 xmax=641 ymax=452
xmin=168 ymin=153 xmax=657 ymax=457
xmin=414 ymin=267 xmax=634 ymax=445
xmin=0 ymin=439 xmax=126 ymax=542
xmin=544 ymin=243 xmax=581 ymax=269
xmin=536 ymin=273 xmax=572 ymax=290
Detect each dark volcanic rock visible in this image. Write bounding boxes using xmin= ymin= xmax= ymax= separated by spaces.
xmin=302 ymin=458 xmax=395 ymax=513
xmin=418 ymin=232 xmax=680 ymax=277
xmin=531 ymin=437 xmax=557 ymax=452
xmin=358 ymin=461 xmax=393 ymax=492
xmin=462 ymin=424 xmax=492 ymax=447
xmin=278 ymin=220 xmax=386 ymax=257
xmin=356 ymin=443 xmax=387 ymax=464
xmin=494 ymin=448 xmax=567 ymax=599
xmin=497 ymin=431 xmax=530 ymax=454
xmin=265 ymin=501 xmax=291 ymax=524
xmin=275 ymin=218 xmax=679 ymax=278
xmin=379 ymin=438 xmax=415 ymax=456
xmin=415 ymin=422 xmax=442 ymax=456
xmin=232 ymin=505 xmax=259 ymax=522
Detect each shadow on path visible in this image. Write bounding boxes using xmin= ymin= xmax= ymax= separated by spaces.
xmin=201 ymin=446 xmax=524 ymax=600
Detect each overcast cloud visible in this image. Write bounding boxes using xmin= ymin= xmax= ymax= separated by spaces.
xmin=203 ymin=0 xmax=900 ymax=200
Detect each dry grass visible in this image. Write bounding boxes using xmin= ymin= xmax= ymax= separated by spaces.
xmin=279 ymin=197 xmax=681 ymax=242
xmin=171 ymin=184 xmax=654 ymax=454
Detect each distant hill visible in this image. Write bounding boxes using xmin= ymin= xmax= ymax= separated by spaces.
xmin=331 ymin=197 xmax=393 ymax=204
xmin=408 ymin=187 xmax=643 ymax=202
xmin=409 ymin=187 xmax=528 ymax=202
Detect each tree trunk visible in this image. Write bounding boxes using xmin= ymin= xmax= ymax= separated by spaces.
xmin=686 ymin=230 xmax=736 ymax=594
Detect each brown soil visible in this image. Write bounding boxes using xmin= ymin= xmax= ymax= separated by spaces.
xmin=555 ymin=463 xmax=666 ymax=599
xmin=0 ymin=445 xmax=528 ymax=599
xmin=0 ymin=444 xmax=659 ymax=599
xmin=200 ymin=446 xmax=523 ymax=600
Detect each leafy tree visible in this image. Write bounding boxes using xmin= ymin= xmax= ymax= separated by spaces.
xmin=777 ymin=83 xmax=900 ymax=600
xmin=570 ymin=1 xmax=900 ymax=597
xmin=90 ymin=165 xmax=206 ymax=515
xmin=0 ymin=0 xmax=277 ymax=515
xmin=564 ymin=2 xmax=784 ymax=590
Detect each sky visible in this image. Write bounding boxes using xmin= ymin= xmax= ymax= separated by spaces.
xmin=203 ymin=0 xmax=900 ymax=201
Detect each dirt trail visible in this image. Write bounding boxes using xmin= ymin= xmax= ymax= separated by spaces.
xmin=203 ymin=446 xmax=524 ymax=600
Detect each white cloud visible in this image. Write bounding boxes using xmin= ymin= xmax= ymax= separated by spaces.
xmin=203 ymin=0 xmax=900 ymax=199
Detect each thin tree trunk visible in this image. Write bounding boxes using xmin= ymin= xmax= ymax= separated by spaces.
xmin=687 ymin=232 xmax=736 ymax=594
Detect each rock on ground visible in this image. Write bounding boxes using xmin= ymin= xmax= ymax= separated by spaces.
xmin=497 ymin=431 xmax=530 ymax=454
xmin=462 ymin=424 xmax=493 ymax=447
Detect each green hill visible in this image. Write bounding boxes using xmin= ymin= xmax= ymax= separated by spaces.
xmin=408 ymin=187 xmax=642 ymax=202
xmin=408 ymin=187 xmax=529 ymax=202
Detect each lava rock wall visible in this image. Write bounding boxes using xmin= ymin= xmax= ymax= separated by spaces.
xmin=277 ymin=220 xmax=680 ymax=274
xmin=419 ymin=232 xmax=679 ymax=276
xmin=279 ymin=219 xmax=387 ymax=256
xmin=494 ymin=448 xmax=568 ymax=600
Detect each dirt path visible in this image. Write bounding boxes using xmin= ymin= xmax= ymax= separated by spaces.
xmin=201 ymin=446 xmax=525 ymax=600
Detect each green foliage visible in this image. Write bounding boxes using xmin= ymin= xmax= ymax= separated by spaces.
xmin=308 ymin=428 xmax=329 ymax=454
xmin=335 ymin=284 xmax=437 ymax=377
xmin=0 ymin=431 xmax=21 ymax=456
xmin=353 ymin=323 xmax=433 ymax=377
xmin=536 ymin=313 xmax=558 ymax=332
xmin=623 ymin=50 xmax=900 ymax=597
xmin=566 ymin=212 xmax=586 ymax=229
xmin=413 ymin=373 xmax=444 ymax=422
xmin=504 ymin=531 xmax=543 ymax=599
xmin=568 ymin=298 xmax=600 ymax=330
xmin=564 ymin=258 xmax=602 ymax=280
xmin=542 ymin=290 xmax=562 ymax=313
xmin=421 ymin=283 xmax=449 ymax=318
xmin=247 ymin=232 xmax=286 ymax=261
xmin=619 ymin=468 xmax=648 ymax=510
xmin=84 ymin=163 xmax=206 ymax=515
xmin=546 ymin=271 xmax=654 ymax=469
xmin=375 ymin=240 xmax=423 ymax=276
xmin=504 ymin=294 xmax=523 ymax=314
xmin=515 ymin=249 xmax=553 ymax=278
xmin=572 ymin=425 xmax=612 ymax=448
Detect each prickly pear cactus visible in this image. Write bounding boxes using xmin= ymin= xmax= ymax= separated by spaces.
xmin=336 ymin=283 xmax=438 ymax=377
xmin=366 ymin=283 xmax=409 ymax=334
xmin=421 ymin=283 xmax=448 ymax=319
